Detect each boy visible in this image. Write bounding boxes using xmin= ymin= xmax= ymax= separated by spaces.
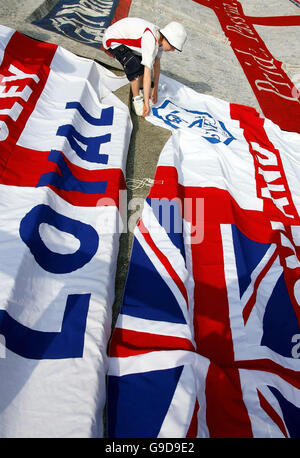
xmin=103 ymin=18 xmax=187 ymax=117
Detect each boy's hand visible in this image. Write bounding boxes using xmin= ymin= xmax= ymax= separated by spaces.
xmin=151 ymin=89 xmax=158 ymax=105
xmin=142 ymin=102 xmax=151 ymax=117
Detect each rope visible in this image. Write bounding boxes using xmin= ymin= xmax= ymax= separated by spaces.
xmin=126 ymin=178 xmax=163 ymax=190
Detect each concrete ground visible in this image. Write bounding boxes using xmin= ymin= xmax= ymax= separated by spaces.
xmin=111 ymin=85 xmax=171 ymax=326
xmin=0 ymin=0 xmax=299 ymax=325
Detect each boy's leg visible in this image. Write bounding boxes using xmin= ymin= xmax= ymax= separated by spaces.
xmin=131 ymin=75 xmax=144 ymax=116
xmin=130 ymin=75 xmax=143 ymax=98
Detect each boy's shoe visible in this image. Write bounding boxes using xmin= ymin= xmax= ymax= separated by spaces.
xmin=132 ymin=95 xmax=144 ymax=116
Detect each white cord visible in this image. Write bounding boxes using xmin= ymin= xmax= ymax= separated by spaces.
xmin=126 ymin=178 xmax=163 ymax=190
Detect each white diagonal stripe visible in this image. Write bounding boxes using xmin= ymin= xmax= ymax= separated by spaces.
xmin=116 ymin=313 xmax=194 ymax=342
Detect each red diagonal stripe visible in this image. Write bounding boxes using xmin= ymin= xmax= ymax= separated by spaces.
xmin=236 ymin=359 xmax=300 ymax=390
xmin=138 ymin=219 xmax=189 ymax=308
xmin=243 ymin=248 xmax=279 ymax=324
xmin=257 ymin=389 xmax=289 ymax=437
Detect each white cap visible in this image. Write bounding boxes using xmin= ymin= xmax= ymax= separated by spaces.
xmin=160 ymin=21 xmax=187 ymax=52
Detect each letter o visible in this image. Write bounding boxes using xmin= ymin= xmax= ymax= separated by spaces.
xmin=19 ymin=204 xmax=99 ymax=273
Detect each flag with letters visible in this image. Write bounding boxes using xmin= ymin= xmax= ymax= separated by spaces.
xmin=0 ymin=25 xmax=131 ymax=438
xmin=107 ymin=76 xmax=300 ymax=438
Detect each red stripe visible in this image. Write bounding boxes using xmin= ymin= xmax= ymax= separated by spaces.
xmin=0 ymin=145 xmax=125 ymax=207
xmin=106 ymin=36 xmax=142 ymax=49
xmin=192 ymin=224 xmax=237 ymax=364
xmin=243 ymin=248 xmax=279 ymax=324
xmin=138 ymin=219 xmax=189 ymax=308
xmin=111 ymin=0 xmax=132 ymax=24
xmin=192 ymin=0 xmax=300 ymax=133
xmin=144 ymin=28 xmax=157 ymax=43
xmin=109 ymin=327 xmax=195 ymax=357
xmin=106 ymin=27 xmax=157 ymax=50
xmin=192 ymin=0 xmax=211 ymax=6
xmin=257 ymin=389 xmax=289 ymax=437
xmin=0 ymin=32 xmax=57 ymax=179
xmin=247 ymin=16 xmax=300 ymax=26
xmin=205 ymin=363 xmax=253 ymax=437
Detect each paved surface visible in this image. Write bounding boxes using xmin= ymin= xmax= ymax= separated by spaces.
xmin=0 ymin=0 xmax=299 ymax=324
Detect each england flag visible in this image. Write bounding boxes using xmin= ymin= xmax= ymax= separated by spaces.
xmin=0 ymin=25 xmax=131 ymax=438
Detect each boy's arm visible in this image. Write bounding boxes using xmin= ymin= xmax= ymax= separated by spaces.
xmin=151 ymin=57 xmax=160 ymax=104
xmin=142 ymin=66 xmax=152 ymax=117
xmin=140 ymin=31 xmax=160 ymax=116
xmin=142 ymin=58 xmax=160 ymax=117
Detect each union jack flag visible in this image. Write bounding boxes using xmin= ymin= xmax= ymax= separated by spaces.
xmin=107 ymin=102 xmax=300 ymax=438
